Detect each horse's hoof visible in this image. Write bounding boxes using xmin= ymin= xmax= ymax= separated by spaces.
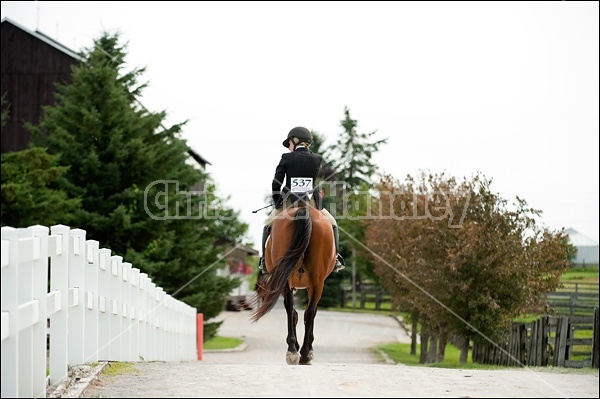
xmin=286 ymin=351 xmax=300 ymax=365
xmin=300 ymin=351 xmax=314 ymax=365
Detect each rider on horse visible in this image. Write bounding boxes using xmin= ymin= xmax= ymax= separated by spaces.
xmin=258 ymin=126 xmax=345 ymax=275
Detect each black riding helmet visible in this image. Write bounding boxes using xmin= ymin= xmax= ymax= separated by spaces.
xmin=282 ymin=126 xmax=312 ymax=148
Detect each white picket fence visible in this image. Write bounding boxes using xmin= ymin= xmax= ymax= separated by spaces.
xmin=1 ymin=224 xmax=198 ymax=398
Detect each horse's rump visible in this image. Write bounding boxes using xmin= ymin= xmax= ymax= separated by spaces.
xmin=250 ymin=205 xmax=335 ymax=322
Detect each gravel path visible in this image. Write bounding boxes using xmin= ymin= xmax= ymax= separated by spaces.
xmin=75 ymin=300 xmax=598 ymax=398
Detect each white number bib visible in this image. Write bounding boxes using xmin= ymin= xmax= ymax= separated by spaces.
xmin=290 ymin=177 xmax=313 ymax=193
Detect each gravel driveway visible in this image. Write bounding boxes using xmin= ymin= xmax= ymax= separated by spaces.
xmin=79 ymin=300 xmax=598 ymax=398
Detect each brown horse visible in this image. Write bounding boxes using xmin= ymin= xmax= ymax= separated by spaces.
xmin=250 ymin=203 xmax=336 ymax=365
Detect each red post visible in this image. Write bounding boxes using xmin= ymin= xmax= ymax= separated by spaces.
xmin=197 ymin=313 xmax=204 ymax=360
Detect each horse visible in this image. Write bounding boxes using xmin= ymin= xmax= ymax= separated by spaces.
xmin=249 ymin=202 xmax=336 ymax=365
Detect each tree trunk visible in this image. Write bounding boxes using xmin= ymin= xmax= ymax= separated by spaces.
xmin=458 ymin=335 xmax=470 ymax=364
xmin=427 ymin=333 xmax=438 ymax=364
xmin=410 ymin=311 xmax=419 ymax=355
xmin=437 ymin=328 xmax=448 ymax=363
xmin=419 ymin=325 xmax=429 ymax=364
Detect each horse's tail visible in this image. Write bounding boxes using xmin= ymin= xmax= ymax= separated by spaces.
xmin=250 ymin=206 xmax=312 ymax=323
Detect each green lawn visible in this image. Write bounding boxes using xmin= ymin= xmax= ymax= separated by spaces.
xmin=561 ymin=266 xmax=599 ymax=283
xmin=203 ymin=335 xmax=244 ymax=350
xmin=376 ymin=341 xmax=508 ymax=370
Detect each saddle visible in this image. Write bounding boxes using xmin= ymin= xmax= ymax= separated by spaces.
xmin=275 ymin=187 xmax=323 ymax=210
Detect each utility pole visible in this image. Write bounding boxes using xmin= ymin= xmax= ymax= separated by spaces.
xmin=351 ymin=246 xmax=356 ymax=309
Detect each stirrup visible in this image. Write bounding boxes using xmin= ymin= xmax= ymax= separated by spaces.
xmin=259 ymin=258 xmax=268 ymax=275
xmin=333 ymin=255 xmax=345 ymax=272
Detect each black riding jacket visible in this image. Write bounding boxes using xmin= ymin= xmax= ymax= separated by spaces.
xmin=272 ymin=147 xmax=322 ymax=209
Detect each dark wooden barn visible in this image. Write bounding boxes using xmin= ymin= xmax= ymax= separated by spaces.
xmin=1 ymin=17 xmax=210 ymax=170
xmin=1 ymin=17 xmax=82 ymax=153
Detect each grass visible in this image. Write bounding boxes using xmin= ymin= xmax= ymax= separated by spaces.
xmin=376 ymin=342 xmax=506 ymax=370
xmin=102 ymin=361 xmax=136 ymax=377
xmin=561 ymin=266 xmax=599 ymax=283
xmin=329 ymin=303 xmax=397 ymax=315
xmin=513 ymin=314 xmax=541 ymax=323
xmin=203 ymin=335 xmax=244 ymax=350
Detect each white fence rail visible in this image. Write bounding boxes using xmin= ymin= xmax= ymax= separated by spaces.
xmin=1 ymin=224 xmax=198 ymax=398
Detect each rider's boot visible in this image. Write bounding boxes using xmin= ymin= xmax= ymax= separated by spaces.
xmin=332 ymin=225 xmax=345 ymax=272
xmin=259 ymin=225 xmax=270 ymax=275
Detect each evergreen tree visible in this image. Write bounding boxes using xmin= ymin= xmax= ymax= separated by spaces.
xmin=331 ymin=106 xmax=388 ymax=192
xmin=332 ymin=107 xmax=388 ymax=298
xmin=299 ymin=112 xmax=388 ymax=307
xmin=1 ymin=95 xmax=81 ymax=227
xmin=1 ymin=147 xmax=82 ymax=227
xmin=29 ymin=31 xmax=248 ymax=338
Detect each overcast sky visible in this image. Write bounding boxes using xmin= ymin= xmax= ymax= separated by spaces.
xmin=2 ymin=1 xmax=599 ymax=249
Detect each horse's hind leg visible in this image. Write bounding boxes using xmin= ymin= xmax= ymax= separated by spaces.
xmin=283 ymin=285 xmax=300 ymax=365
xmin=299 ymin=305 xmax=316 ymax=365
xmin=300 ymin=287 xmax=320 ymax=365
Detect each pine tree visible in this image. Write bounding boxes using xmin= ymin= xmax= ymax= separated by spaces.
xmin=1 ymin=147 xmax=81 ymax=227
xmin=332 ymin=107 xmax=388 ymax=299
xmin=1 ymin=94 xmax=81 ymax=228
xmin=29 ymin=31 xmax=247 ymax=338
xmin=331 ymin=106 xmax=388 ymax=192
xmin=300 ymin=113 xmax=388 ymax=307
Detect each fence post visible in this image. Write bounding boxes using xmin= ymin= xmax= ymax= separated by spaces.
xmin=121 ymin=262 xmax=133 ymax=362
xmin=146 ymin=281 xmax=156 ymax=361
xmin=197 ymin=313 xmax=204 ymax=360
xmin=109 ymin=255 xmax=123 ymax=361
xmin=30 ymin=225 xmax=49 ymax=398
xmin=16 ymin=228 xmax=35 ymax=398
xmin=185 ymin=304 xmax=196 ymax=361
xmin=155 ymin=288 xmax=165 ymax=361
xmin=541 ymin=316 xmax=549 ymax=366
xmin=138 ymin=273 xmax=148 ymax=361
xmin=159 ymin=292 xmax=169 ymax=362
xmin=84 ymin=240 xmax=99 ymax=364
xmin=554 ymin=316 xmax=569 ymax=367
xmin=97 ymin=248 xmax=111 ymax=361
xmin=592 ymin=308 xmax=599 ymax=369
xmin=49 ymin=225 xmax=69 ymax=386
xmin=68 ymin=229 xmax=87 ymax=366
xmin=129 ymin=268 xmax=141 ymax=362
xmin=1 ymin=227 xmax=20 ymax=398
xmin=170 ymin=300 xmax=178 ymax=361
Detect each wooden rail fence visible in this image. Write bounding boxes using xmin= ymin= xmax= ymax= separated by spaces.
xmin=473 ymin=310 xmax=599 ymax=368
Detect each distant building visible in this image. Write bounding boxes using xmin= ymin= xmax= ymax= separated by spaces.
xmin=1 ymin=17 xmax=82 ymax=153
xmin=214 ymin=237 xmax=259 ymax=311
xmin=1 ymin=17 xmax=210 ymax=171
xmin=565 ymin=228 xmax=599 ymax=266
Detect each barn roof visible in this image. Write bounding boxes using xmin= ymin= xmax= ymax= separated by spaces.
xmin=1 ymin=17 xmax=83 ymax=61
xmin=565 ymin=228 xmax=598 ymax=247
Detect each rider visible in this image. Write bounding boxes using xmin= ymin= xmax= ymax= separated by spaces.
xmin=258 ymin=126 xmax=345 ymax=275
